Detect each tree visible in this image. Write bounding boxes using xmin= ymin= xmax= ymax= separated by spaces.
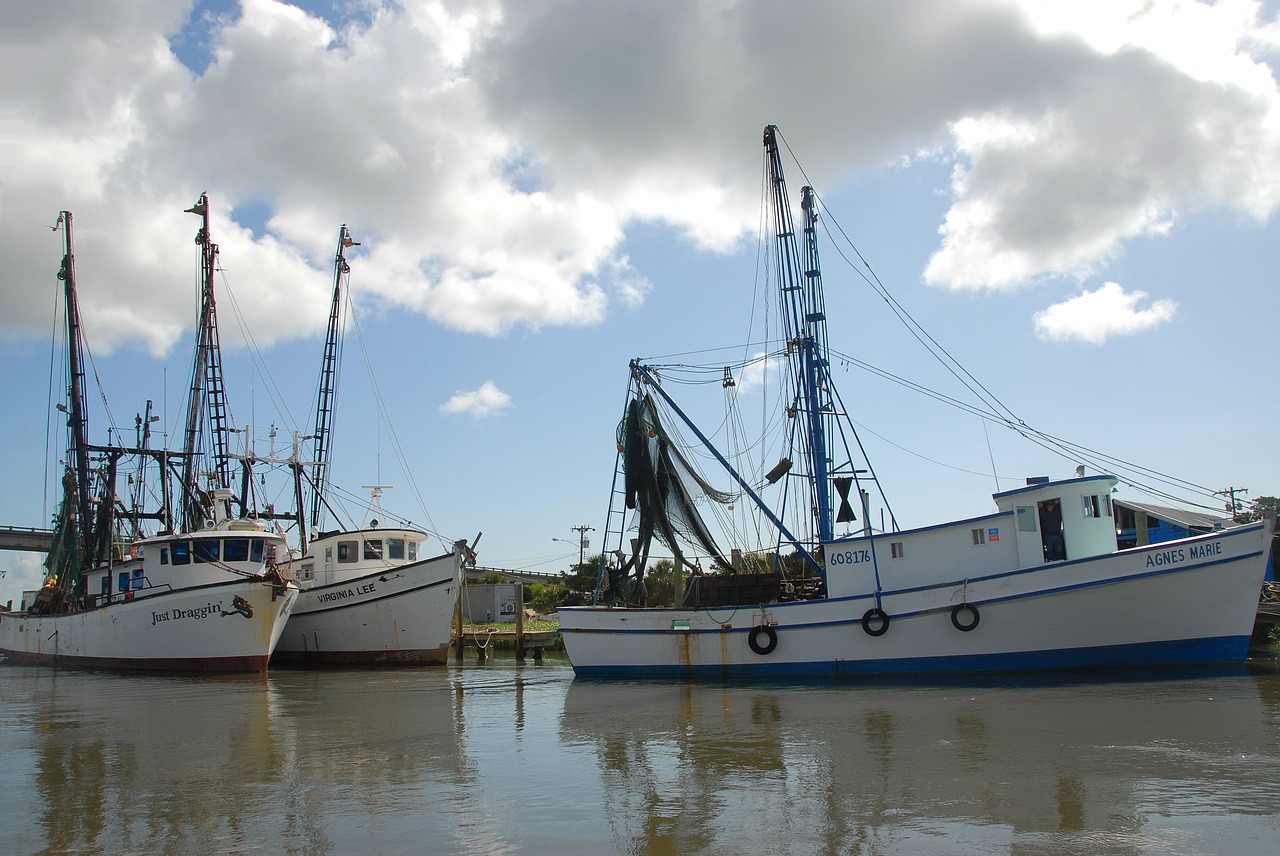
xmin=525 ymin=582 xmax=564 ymax=615
xmin=1243 ymin=496 xmax=1280 ymax=523
xmin=642 ymin=559 xmax=677 ymax=607
xmin=557 ymin=554 xmax=603 ymax=607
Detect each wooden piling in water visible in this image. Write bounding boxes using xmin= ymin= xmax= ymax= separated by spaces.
xmin=453 ymin=596 xmax=464 ymax=661
xmin=515 ymin=582 xmax=525 ymax=663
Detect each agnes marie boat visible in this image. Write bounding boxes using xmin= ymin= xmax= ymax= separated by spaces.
xmin=0 ymin=205 xmax=297 ymax=672
xmin=266 ymin=227 xmax=466 ymax=666
xmin=557 ymin=126 xmax=1272 ymax=679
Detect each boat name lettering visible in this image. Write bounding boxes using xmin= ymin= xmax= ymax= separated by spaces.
xmin=1146 ymin=548 xmax=1184 ymax=567
xmin=151 ymin=602 xmax=223 ymax=626
xmin=1187 ymin=541 xmax=1223 ymax=560
xmin=829 ymin=549 xmax=871 ymax=566
xmin=1145 ymin=540 xmax=1224 ymax=568
xmin=315 ymin=582 xmax=377 ymax=604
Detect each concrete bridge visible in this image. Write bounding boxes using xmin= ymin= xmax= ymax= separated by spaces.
xmin=0 ymin=526 xmax=53 ymax=553
xmin=464 ymin=565 xmax=566 ymax=585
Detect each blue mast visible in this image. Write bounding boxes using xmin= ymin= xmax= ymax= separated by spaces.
xmin=764 ymin=125 xmax=834 ymax=544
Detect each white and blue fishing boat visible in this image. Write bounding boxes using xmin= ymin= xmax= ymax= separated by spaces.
xmin=0 ymin=204 xmax=298 ymax=672
xmin=557 ymin=126 xmax=1271 ymax=679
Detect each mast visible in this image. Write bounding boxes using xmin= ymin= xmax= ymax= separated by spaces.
xmin=309 ymin=225 xmax=358 ymax=536
xmin=180 ymin=193 xmax=232 ymax=530
xmin=763 ymin=125 xmax=835 ymax=544
xmin=54 ymin=211 xmax=94 ymax=587
xmin=129 ymin=400 xmax=156 ymax=540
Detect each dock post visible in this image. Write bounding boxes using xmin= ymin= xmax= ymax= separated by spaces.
xmin=515 ymin=582 xmax=526 ymax=663
xmin=453 ymin=594 xmax=464 ymax=661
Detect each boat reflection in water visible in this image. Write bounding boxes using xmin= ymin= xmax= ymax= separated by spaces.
xmin=10 ymin=668 xmax=476 ymax=854
xmin=559 ymin=668 xmax=1280 ymax=853
xmin=6 ymin=662 xmax=1279 ymax=853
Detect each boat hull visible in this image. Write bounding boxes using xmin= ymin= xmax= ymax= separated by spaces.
xmin=0 ymin=578 xmax=298 ymax=672
xmin=272 ymin=550 xmax=460 ymax=666
xmin=559 ymin=523 xmax=1271 ymax=678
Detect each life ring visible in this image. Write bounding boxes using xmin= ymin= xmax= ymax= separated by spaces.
xmin=951 ymin=603 xmax=980 ymax=632
xmin=748 ymin=624 xmax=778 ymax=655
xmin=861 ymin=608 xmax=890 ymax=637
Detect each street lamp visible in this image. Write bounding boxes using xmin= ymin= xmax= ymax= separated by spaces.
xmin=552 ymin=536 xmax=584 ymax=568
xmin=552 ymin=525 xmax=595 ymax=567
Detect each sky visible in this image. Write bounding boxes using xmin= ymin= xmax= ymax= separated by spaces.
xmin=4 ymin=0 xmax=1280 ymax=606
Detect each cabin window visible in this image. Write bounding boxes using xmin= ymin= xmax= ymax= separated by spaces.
xmin=131 ymin=569 xmax=144 ymax=590
xmin=299 ymin=562 xmax=314 ymax=581
xmin=117 ymin=572 xmax=130 ymax=593
xmin=172 ymin=540 xmax=191 ymax=565
xmin=101 ymin=576 xmax=111 ymax=596
xmin=1083 ymin=495 xmax=1102 ymax=518
xmin=1016 ymin=506 xmax=1037 ymax=532
xmin=388 ymin=538 xmax=406 ymax=560
xmin=364 ymin=539 xmax=383 ymax=560
xmin=193 ymin=539 xmax=220 ymax=563
xmin=251 ymin=539 xmax=265 ymax=563
xmin=325 ymin=546 xmax=333 ymax=567
xmin=224 ymin=538 xmax=249 ymax=562
xmin=160 ymin=548 xmax=169 ymax=564
xmin=337 ymin=541 xmax=358 ymax=563
xmin=1102 ymin=495 xmax=1112 ymax=517
xmin=971 ymin=528 xmax=987 ymax=546
xmin=408 ymin=541 xmax=419 ymax=561
xmin=890 ymin=541 xmax=904 ymax=559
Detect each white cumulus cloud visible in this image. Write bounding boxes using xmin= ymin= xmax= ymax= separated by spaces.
xmin=1033 ymin=281 xmax=1177 ymax=344
xmin=439 ymin=380 xmax=512 ymax=419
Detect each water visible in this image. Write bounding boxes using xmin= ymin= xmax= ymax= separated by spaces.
xmin=2 ymin=655 xmax=1279 ymax=855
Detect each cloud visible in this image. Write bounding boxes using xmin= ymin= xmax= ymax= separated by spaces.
xmin=1033 ymin=281 xmax=1177 ymax=343
xmin=0 ymin=552 xmax=49 ymax=610
xmin=924 ymin=0 xmax=1280 ymax=290
xmin=439 ymin=380 xmax=512 ymax=418
xmin=733 ymin=351 xmax=781 ymax=395
xmin=2 ymin=0 xmax=1280 ymax=353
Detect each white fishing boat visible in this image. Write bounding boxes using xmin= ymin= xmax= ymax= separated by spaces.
xmin=0 ymin=205 xmax=298 ymax=672
xmin=270 ymin=227 xmax=466 ymax=666
xmin=558 ymin=126 xmax=1272 ymax=679
xmin=274 ymin=491 xmax=466 ymax=666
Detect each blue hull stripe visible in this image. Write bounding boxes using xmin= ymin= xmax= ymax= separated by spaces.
xmin=570 ymin=635 xmax=1253 ymax=679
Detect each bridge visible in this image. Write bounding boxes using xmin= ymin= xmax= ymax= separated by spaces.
xmin=0 ymin=526 xmax=54 ymax=553
xmin=465 ymin=566 xmax=566 ymax=585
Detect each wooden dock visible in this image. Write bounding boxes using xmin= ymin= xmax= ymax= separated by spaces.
xmin=452 ymin=627 xmax=560 ymax=663
xmin=1253 ymin=600 xmax=1280 ymax=643
xmin=453 ymin=581 xmax=561 ymax=662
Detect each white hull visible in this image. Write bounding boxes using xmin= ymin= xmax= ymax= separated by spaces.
xmin=0 ymin=577 xmax=298 ymax=672
xmin=274 ymin=549 xmax=461 ymax=666
xmin=560 ymin=523 xmax=1270 ymax=678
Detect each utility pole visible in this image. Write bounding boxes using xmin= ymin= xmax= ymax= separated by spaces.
xmin=570 ymin=524 xmax=595 ymax=568
xmin=1214 ymin=486 xmax=1249 ymax=521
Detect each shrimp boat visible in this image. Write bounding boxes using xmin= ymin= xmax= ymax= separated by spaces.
xmin=557 ymin=126 xmax=1272 ymax=679
xmin=270 ymin=227 xmax=466 ymax=666
xmin=0 ymin=204 xmax=298 ymax=672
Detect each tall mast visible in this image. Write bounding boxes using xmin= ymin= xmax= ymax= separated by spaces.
xmin=763 ymin=125 xmax=834 ymax=544
xmin=129 ymin=399 xmax=156 ymax=539
xmin=180 ymin=193 xmax=232 ymax=530
xmin=54 ymin=211 xmax=94 ymax=583
xmin=309 ymin=225 xmax=359 ymax=535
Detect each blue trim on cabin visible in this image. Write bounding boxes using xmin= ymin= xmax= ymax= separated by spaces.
xmin=992 ymin=474 xmax=1117 ymax=501
xmin=831 ymin=510 xmax=1014 ymax=542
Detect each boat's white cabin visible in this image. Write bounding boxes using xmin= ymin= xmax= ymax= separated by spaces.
xmin=291 ymin=527 xmax=432 ymax=588
xmin=823 ymin=474 xmax=1123 ymax=599
xmin=81 ymin=516 xmax=287 ymax=607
